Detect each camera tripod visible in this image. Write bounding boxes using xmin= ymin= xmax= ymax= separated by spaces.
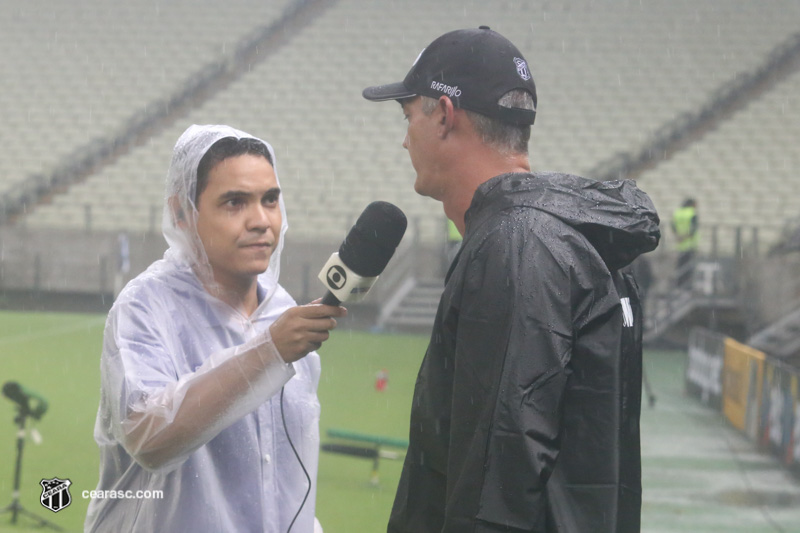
xmin=0 ymin=407 xmax=64 ymax=531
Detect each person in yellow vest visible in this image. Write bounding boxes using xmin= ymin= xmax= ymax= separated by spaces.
xmin=671 ymin=198 xmax=698 ymax=287
xmin=445 ymin=218 xmax=463 ymax=266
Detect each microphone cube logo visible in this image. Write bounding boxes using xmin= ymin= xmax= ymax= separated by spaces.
xmin=40 ymin=477 xmax=72 ymax=513
xmin=326 ymin=265 xmax=347 ymax=290
xmin=318 ymin=252 xmax=378 ymax=303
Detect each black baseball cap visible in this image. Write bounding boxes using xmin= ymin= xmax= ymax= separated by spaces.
xmin=362 ymin=26 xmax=537 ymax=125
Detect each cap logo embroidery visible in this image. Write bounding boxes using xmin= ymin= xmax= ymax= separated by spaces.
xmin=514 ymin=57 xmax=531 ymax=81
xmin=430 ymin=81 xmax=462 ymax=98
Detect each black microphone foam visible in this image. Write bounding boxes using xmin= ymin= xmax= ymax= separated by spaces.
xmin=339 ymin=201 xmax=407 ymax=277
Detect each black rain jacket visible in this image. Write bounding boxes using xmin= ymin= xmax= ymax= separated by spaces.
xmin=388 ymin=172 xmax=660 ymax=533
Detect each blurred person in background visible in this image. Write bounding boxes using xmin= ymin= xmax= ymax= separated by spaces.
xmin=671 ymin=198 xmax=699 ymax=288
xmin=85 ymin=124 xmax=344 ymax=533
xmin=363 ymin=27 xmax=660 ymax=532
xmin=445 ymin=218 xmax=463 ymax=267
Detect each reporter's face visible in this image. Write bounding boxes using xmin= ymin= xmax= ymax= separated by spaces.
xmin=195 ymin=154 xmax=281 ymax=291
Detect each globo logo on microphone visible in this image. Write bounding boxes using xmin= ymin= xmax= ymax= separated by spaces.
xmin=326 ymin=265 xmax=348 ymax=290
xmin=318 ymin=253 xmax=379 ymax=303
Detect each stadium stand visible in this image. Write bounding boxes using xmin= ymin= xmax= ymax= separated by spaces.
xmin=641 ymin=65 xmax=800 ymax=253
xmin=11 ymin=0 xmax=800 ymax=246
xmin=2 ymin=0 xmax=800 ymax=339
xmin=0 ymin=0 xmax=297 ymax=217
xmin=4 ymin=4 xmax=800 ymax=517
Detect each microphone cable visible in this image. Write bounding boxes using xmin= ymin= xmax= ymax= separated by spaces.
xmin=280 ymin=386 xmax=311 ymax=533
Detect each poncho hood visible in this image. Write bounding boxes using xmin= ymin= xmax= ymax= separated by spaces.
xmin=468 ymin=172 xmax=661 ymax=270
xmin=162 ymin=124 xmax=289 ymax=304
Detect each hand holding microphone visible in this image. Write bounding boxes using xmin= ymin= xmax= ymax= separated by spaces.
xmin=269 ymin=302 xmax=346 ymax=362
xmin=266 ymin=202 xmax=406 ymax=530
xmin=269 ymin=201 xmax=407 ymax=362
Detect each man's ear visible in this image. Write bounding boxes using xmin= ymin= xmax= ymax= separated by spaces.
xmin=437 ymin=95 xmax=456 ymax=137
xmin=168 ymin=196 xmax=188 ymax=228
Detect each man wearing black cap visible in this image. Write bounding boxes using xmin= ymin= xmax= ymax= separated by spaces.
xmin=364 ymin=27 xmax=660 ymax=533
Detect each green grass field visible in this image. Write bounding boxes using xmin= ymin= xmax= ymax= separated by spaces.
xmin=0 ymin=311 xmax=427 ymax=533
xmin=8 ymin=311 xmax=798 ymax=533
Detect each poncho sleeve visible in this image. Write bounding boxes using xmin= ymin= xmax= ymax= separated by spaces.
xmin=100 ymin=291 xmax=295 ymax=474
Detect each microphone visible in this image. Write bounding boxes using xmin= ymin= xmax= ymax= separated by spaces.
xmin=319 ymin=201 xmax=407 ymax=306
xmin=2 ymin=381 xmax=49 ymax=420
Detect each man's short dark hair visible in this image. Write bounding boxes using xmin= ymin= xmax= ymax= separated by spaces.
xmin=195 ymin=137 xmax=273 ymax=204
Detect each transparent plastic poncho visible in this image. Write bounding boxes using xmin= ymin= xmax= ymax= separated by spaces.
xmin=86 ymin=125 xmax=322 ymax=532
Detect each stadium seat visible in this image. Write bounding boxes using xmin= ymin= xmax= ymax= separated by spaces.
xmin=5 ymin=0 xmax=800 ymax=252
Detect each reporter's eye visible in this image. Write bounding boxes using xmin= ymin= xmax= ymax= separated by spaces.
xmin=263 ymin=190 xmax=281 ymax=206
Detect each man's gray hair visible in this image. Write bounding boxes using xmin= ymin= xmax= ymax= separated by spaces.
xmin=420 ymin=90 xmax=534 ymax=154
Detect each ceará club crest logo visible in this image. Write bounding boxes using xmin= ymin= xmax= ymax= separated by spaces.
xmin=40 ymin=477 xmax=72 ymax=513
xmin=514 ymin=57 xmax=531 ymax=81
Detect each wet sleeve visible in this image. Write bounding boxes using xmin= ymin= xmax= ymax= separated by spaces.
xmin=101 ymin=297 xmax=295 ymax=474
xmin=452 ymin=226 xmax=577 ymax=531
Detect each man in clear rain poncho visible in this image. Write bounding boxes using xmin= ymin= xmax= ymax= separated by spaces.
xmin=85 ymin=124 xmax=345 ymax=533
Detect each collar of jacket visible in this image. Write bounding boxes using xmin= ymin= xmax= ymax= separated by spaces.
xmin=463 ymin=172 xmax=661 ymax=271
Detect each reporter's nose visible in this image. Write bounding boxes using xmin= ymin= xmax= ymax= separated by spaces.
xmin=402 ymin=133 xmax=409 ymax=150
xmin=248 ymin=204 xmax=270 ymax=233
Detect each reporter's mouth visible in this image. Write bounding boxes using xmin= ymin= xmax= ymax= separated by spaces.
xmin=240 ymin=242 xmax=273 ymax=251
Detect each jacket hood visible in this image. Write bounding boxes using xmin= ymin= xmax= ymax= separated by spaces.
xmin=469 ymin=172 xmax=660 ymax=270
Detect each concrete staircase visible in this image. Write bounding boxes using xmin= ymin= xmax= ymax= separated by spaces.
xmin=747 ymin=306 xmax=800 ymax=360
xmin=643 ymin=258 xmax=747 ymax=346
xmin=379 ymin=278 xmax=443 ymax=333
xmin=644 ymin=288 xmax=742 ymax=346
